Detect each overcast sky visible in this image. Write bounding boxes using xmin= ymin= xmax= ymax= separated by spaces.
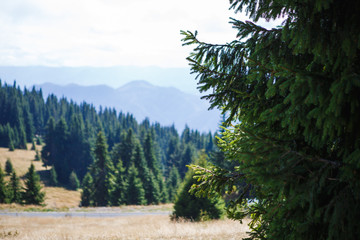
xmin=0 ymin=0 xmax=282 ymax=69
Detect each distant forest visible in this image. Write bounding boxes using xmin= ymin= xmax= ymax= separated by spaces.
xmin=0 ymin=81 xmax=217 ymax=206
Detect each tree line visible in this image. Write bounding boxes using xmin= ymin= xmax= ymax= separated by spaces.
xmin=0 ymin=81 xmax=216 ymax=206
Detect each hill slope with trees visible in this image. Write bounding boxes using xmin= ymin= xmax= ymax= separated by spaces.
xmin=0 ymin=81 xmax=217 ymax=206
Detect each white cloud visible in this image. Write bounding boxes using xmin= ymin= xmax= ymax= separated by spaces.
xmin=0 ymin=0 xmax=279 ymax=68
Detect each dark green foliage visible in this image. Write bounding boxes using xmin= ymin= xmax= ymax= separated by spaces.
xmin=22 ymin=163 xmax=45 ymax=205
xmin=8 ymin=141 xmax=14 ymax=152
xmin=91 ymin=131 xmax=114 ymax=206
xmin=80 ymin=172 xmax=93 ymax=207
xmin=172 ymin=154 xmax=224 ymax=221
xmin=34 ymin=150 xmax=41 ymax=161
xmin=36 ymin=136 xmax=42 ymax=145
xmin=158 ymin=176 xmax=169 ymax=203
xmin=68 ymin=171 xmax=80 ymax=190
xmin=8 ymin=170 xmax=21 ymax=203
xmin=182 ymin=0 xmax=360 ymax=239
xmin=126 ymin=164 xmax=146 ymax=205
xmin=5 ymin=158 xmax=13 ymax=175
xmin=31 ymin=140 xmax=36 ymax=150
xmin=111 ymin=160 xmax=127 ymax=206
xmin=49 ymin=166 xmax=58 ymax=187
xmin=167 ymin=167 xmax=181 ymax=202
xmin=0 ymin=166 xmax=8 ymax=203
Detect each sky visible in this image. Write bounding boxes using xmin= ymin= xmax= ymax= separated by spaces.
xmin=0 ymin=0 xmax=281 ymax=69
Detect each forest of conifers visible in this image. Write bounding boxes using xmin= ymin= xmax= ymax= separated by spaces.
xmin=0 ymin=80 xmax=216 ymax=206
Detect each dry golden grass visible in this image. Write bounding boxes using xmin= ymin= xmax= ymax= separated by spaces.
xmin=43 ymin=187 xmax=81 ymax=208
xmin=0 ymin=144 xmax=44 ymax=177
xmin=0 ymin=215 xmax=250 ymax=239
xmin=0 ymin=145 xmax=81 ymax=208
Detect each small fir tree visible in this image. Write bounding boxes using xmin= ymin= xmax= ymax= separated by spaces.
xmin=0 ymin=166 xmax=8 ymax=203
xmin=22 ymin=163 xmax=45 ymax=205
xmin=49 ymin=166 xmax=58 ymax=186
xmin=5 ymin=158 xmax=14 ymax=175
xmin=126 ymin=164 xmax=146 ymax=205
xmin=167 ymin=167 xmax=181 ymax=202
xmin=92 ymin=131 xmax=114 ymax=206
xmin=8 ymin=170 xmax=21 ymax=203
xmin=36 ymin=136 xmax=42 ymax=145
xmin=80 ymin=172 xmax=93 ymax=207
xmin=8 ymin=140 xmax=14 ymax=152
xmin=111 ymin=160 xmax=128 ymax=206
xmin=31 ymin=140 xmax=36 ymax=150
xmin=172 ymin=154 xmax=224 ymax=221
xmin=68 ymin=170 xmax=80 ymax=190
xmin=34 ymin=150 xmax=41 ymax=161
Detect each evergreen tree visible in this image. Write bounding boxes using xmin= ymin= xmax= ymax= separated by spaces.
xmin=172 ymin=153 xmax=223 ymax=221
xmin=143 ymin=131 xmax=161 ymax=177
xmin=34 ymin=150 xmax=41 ymax=161
xmin=167 ymin=167 xmax=181 ymax=202
xmin=126 ymin=164 xmax=146 ymax=205
xmin=91 ymin=131 xmax=114 ymax=206
xmin=36 ymin=136 xmax=42 ymax=145
xmin=182 ymin=0 xmax=360 ymax=238
xmin=80 ymin=172 xmax=93 ymax=207
xmin=41 ymin=117 xmax=56 ymax=168
xmin=8 ymin=170 xmax=21 ymax=203
xmin=111 ymin=160 xmax=127 ymax=206
xmin=31 ymin=139 xmax=36 ymax=150
xmin=22 ymin=163 xmax=45 ymax=205
xmin=5 ymin=158 xmax=14 ymax=175
xmin=49 ymin=166 xmax=58 ymax=186
xmin=0 ymin=166 xmax=8 ymax=203
xmin=53 ymin=118 xmax=70 ymax=184
xmin=158 ymin=176 xmax=169 ymax=203
xmin=8 ymin=140 xmax=14 ymax=152
xmin=68 ymin=170 xmax=80 ymax=190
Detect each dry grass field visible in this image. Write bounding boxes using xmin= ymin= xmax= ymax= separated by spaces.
xmin=0 ymin=144 xmax=81 ymax=208
xmin=0 ymin=144 xmax=44 ymax=177
xmin=0 ymin=146 xmax=250 ymax=239
xmin=0 ymin=215 xmax=250 ymax=239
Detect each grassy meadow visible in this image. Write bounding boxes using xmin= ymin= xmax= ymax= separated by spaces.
xmin=0 ymin=146 xmax=249 ymax=239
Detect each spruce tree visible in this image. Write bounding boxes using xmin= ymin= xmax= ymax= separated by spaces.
xmin=22 ymin=163 xmax=45 ymax=205
xmin=91 ymin=131 xmax=114 ymax=206
xmin=49 ymin=166 xmax=58 ymax=186
xmin=80 ymin=172 xmax=93 ymax=207
xmin=172 ymin=153 xmax=224 ymax=221
xmin=68 ymin=170 xmax=80 ymax=190
xmin=0 ymin=166 xmax=8 ymax=203
xmin=8 ymin=170 xmax=21 ymax=203
xmin=126 ymin=164 xmax=146 ymax=205
xmin=5 ymin=158 xmax=14 ymax=175
xmin=182 ymin=0 xmax=360 ymax=238
xmin=111 ymin=160 xmax=128 ymax=206
xmin=167 ymin=167 xmax=181 ymax=202
xmin=31 ymin=139 xmax=36 ymax=150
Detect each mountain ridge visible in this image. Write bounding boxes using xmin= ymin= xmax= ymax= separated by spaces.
xmin=35 ymin=81 xmax=220 ymax=133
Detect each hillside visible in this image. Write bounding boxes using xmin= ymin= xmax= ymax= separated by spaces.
xmin=36 ymin=81 xmax=221 ymax=132
xmin=0 ymin=145 xmax=81 ymax=208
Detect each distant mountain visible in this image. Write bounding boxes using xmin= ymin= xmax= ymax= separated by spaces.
xmin=36 ymin=81 xmax=221 ymax=133
xmin=0 ymin=66 xmax=199 ymax=95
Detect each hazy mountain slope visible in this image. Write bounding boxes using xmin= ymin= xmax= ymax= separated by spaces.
xmin=36 ymin=81 xmax=221 ymax=133
xmin=0 ymin=66 xmax=198 ymax=94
